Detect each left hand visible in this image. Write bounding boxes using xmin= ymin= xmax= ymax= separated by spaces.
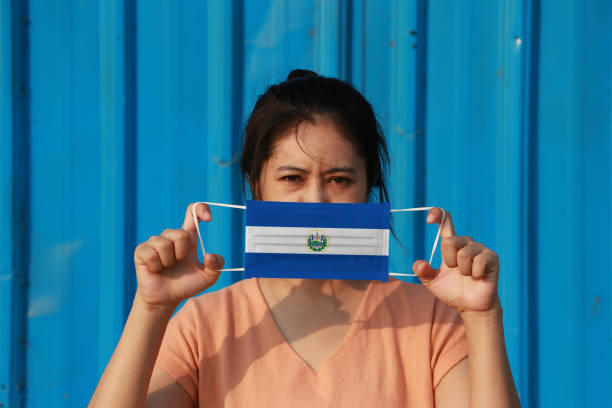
xmin=412 ymin=208 xmax=500 ymax=314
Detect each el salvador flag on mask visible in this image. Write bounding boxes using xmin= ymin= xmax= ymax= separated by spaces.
xmin=244 ymin=200 xmax=390 ymax=281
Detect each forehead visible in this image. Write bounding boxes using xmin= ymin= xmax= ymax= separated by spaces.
xmin=268 ymin=120 xmax=363 ymax=168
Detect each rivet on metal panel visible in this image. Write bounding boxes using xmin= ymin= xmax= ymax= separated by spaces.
xmin=392 ymin=126 xmax=423 ymax=139
xmin=389 ymin=40 xmax=395 ymax=47
xmin=16 ymin=336 xmax=29 ymax=347
xmin=592 ymin=296 xmax=601 ymax=316
xmin=213 ymin=151 xmax=240 ymax=168
xmin=411 ymin=44 xmax=417 ymax=49
xmin=515 ymin=36 xmax=522 ymax=46
xmin=409 ymin=30 xmax=416 ymax=35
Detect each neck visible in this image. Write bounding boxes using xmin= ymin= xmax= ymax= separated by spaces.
xmin=257 ymin=278 xmax=372 ymax=369
xmin=262 ymin=278 xmax=368 ymax=299
xmin=258 ymin=278 xmax=370 ymax=315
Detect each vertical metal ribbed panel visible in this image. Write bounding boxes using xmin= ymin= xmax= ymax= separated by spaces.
xmin=427 ymin=0 xmax=534 ymax=402
xmin=1 ymin=1 xmax=29 ymax=406
xmin=26 ymin=0 xmax=119 ymax=404
xmin=536 ymin=1 xmax=611 ymax=406
xmin=0 ymin=1 xmax=13 ymax=401
xmin=1 ymin=1 xmax=610 ymax=407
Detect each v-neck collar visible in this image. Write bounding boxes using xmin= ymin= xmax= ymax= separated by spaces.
xmin=255 ymin=278 xmax=373 ymax=374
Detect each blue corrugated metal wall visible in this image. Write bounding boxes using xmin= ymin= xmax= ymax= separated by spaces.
xmin=1 ymin=0 xmax=610 ymax=406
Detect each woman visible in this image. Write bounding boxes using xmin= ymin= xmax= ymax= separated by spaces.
xmin=90 ymin=70 xmax=520 ymax=407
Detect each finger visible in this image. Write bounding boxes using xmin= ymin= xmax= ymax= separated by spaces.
xmin=182 ymin=202 xmax=212 ymax=233
xmin=134 ymin=243 xmax=164 ymax=274
xmin=441 ymin=236 xmax=471 ymax=268
xmin=456 ymin=243 xmax=483 ymax=276
xmin=473 ymin=251 xmax=498 ymax=279
xmin=161 ymin=228 xmax=193 ymax=261
xmin=204 ymin=253 xmax=225 ymax=271
xmin=427 ymin=207 xmax=456 ymax=238
xmin=189 ymin=253 xmax=223 ymax=287
xmin=147 ymin=236 xmax=176 ymax=268
xmin=412 ymin=260 xmax=437 ymax=285
xmin=201 ymin=253 xmax=225 ymax=282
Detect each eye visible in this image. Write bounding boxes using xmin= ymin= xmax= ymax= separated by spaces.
xmin=281 ymin=175 xmax=302 ymax=183
xmin=329 ymin=176 xmax=351 ymax=184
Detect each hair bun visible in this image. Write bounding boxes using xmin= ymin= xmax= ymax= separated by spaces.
xmin=287 ymin=69 xmax=319 ymax=80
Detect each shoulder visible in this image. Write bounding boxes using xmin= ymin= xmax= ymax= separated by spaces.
xmin=364 ymin=278 xmax=462 ymax=328
xmin=171 ymin=278 xmax=266 ymax=345
xmin=187 ymin=278 xmax=259 ymax=312
xmin=181 ymin=278 xmax=263 ymax=325
xmin=369 ymin=277 xmax=439 ymax=309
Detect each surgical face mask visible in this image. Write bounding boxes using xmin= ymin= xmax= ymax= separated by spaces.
xmin=193 ymin=200 xmax=445 ymax=281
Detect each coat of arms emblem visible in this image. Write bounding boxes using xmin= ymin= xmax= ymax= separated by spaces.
xmin=306 ymin=230 xmax=328 ymax=252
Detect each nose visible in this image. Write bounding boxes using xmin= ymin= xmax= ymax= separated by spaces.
xmin=301 ymin=179 xmax=328 ymax=203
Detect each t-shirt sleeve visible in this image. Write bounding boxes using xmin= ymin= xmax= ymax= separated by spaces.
xmin=155 ymin=299 xmax=200 ymax=402
xmin=430 ymin=299 xmax=468 ymax=387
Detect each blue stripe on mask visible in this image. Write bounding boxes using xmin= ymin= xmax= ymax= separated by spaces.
xmin=245 ymin=200 xmax=390 ymax=229
xmin=244 ymin=253 xmax=389 ymax=281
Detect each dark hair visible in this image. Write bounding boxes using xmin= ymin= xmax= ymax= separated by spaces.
xmin=240 ymin=69 xmax=390 ymax=202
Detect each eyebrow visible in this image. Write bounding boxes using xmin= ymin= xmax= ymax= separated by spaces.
xmin=276 ymin=165 xmax=356 ymax=175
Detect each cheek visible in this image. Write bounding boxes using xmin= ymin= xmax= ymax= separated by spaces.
xmin=327 ymin=178 xmax=369 ymax=203
xmin=353 ymin=180 xmax=370 ymax=202
xmin=257 ymin=168 xmax=282 ymax=201
xmin=256 ymin=160 xmax=273 ymax=199
xmin=259 ymin=182 xmax=276 ymax=201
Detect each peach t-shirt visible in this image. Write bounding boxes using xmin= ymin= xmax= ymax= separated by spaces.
xmin=156 ymin=277 xmax=467 ymax=407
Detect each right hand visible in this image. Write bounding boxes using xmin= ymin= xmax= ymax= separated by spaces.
xmin=133 ymin=203 xmax=224 ymax=309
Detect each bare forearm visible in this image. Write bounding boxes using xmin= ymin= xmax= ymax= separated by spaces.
xmin=461 ymin=302 xmax=521 ymax=408
xmin=89 ymin=293 xmax=176 ymax=408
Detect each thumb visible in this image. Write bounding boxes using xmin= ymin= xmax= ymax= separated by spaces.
xmin=200 ymin=253 xmax=225 ymax=282
xmin=412 ymin=260 xmax=437 ymax=285
xmin=203 ymin=253 xmax=225 ymax=270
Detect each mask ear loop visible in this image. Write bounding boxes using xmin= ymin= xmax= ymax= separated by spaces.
xmin=192 ymin=202 xmax=246 ymax=272
xmin=388 ymin=207 xmax=446 ymax=278
xmin=192 ymin=202 xmax=446 ymax=277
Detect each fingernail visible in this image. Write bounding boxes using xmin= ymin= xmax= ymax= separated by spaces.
xmin=427 ymin=214 xmax=434 ymax=223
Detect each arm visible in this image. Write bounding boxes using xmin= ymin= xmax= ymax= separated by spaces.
xmin=461 ymin=302 xmax=520 ymax=408
xmin=414 ymin=208 xmax=521 ymax=408
xmin=147 ymin=367 xmax=194 ymax=407
xmin=434 ymin=301 xmax=520 ymax=408
xmin=89 ymin=203 xmax=222 ymax=407
xmin=89 ymin=296 xmax=180 ymax=407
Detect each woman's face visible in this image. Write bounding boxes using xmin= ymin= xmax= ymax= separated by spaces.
xmin=259 ymin=120 xmax=368 ymax=203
